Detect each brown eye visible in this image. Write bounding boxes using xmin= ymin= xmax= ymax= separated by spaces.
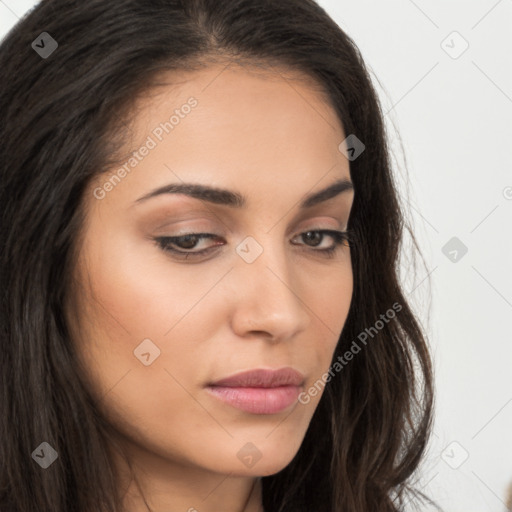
xmin=292 ymin=229 xmax=351 ymax=258
xmin=153 ymin=229 xmax=352 ymax=262
xmin=154 ymin=233 xmax=223 ymax=258
xmin=301 ymin=231 xmax=323 ymax=246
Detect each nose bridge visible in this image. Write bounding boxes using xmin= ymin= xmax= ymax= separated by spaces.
xmin=229 ymin=231 xmax=309 ymax=338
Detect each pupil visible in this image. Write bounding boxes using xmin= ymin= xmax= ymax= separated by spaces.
xmin=304 ymin=231 xmax=321 ymax=246
xmin=180 ymin=235 xmax=198 ymax=249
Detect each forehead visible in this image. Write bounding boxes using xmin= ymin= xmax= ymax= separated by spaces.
xmin=90 ymin=62 xmax=351 ymax=214
xmin=122 ymin=61 xmax=345 ymax=155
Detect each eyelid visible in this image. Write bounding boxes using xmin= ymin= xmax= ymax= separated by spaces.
xmin=153 ymin=227 xmax=352 ymax=261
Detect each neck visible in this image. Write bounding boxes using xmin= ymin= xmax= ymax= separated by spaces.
xmin=110 ymin=439 xmax=265 ymax=512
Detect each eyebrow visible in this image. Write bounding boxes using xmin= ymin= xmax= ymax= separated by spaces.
xmin=134 ymin=177 xmax=353 ymax=209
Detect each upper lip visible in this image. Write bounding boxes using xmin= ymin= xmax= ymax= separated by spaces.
xmin=208 ymin=367 xmax=305 ymax=388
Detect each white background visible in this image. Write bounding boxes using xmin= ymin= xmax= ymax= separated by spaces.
xmin=1 ymin=1 xmax=511 ymax=510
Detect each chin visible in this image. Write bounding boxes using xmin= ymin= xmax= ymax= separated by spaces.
xmin=210 ymin=437 xmax=304 ymax=478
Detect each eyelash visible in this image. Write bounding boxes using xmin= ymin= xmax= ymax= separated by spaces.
xmin=153 ymin=229 xmax=353 ymax=261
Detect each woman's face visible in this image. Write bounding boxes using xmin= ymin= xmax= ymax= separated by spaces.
xmin=69 ymin=62 xmax=354 ymax=480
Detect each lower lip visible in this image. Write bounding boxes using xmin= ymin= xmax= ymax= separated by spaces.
xmin=205 ymin=385 xmax=302 ymax=414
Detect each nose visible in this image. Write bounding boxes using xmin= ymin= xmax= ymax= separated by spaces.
xmin=228 ymin=236 xmax=310 ymax=342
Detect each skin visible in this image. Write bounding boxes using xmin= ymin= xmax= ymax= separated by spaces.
xmin=67 ymin=61 xmax=354 ymax=512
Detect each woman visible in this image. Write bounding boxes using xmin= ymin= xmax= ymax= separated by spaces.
xmin=0 ymin=1 xmax=438 ymax=511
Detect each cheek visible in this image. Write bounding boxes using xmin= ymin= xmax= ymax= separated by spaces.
xmin=304 ymin=261 xmax=353 ymax=375
xmin=79 ymin=223 xmax=226 ymax=336
xmin=308 ymin=257 xmax=353 ymax=330
xmin=71 ymin=238 xmax=232 ymax=462
xmin=71 ymin=227 xmax=231 ymax=401
xmin=322 ymin=263 xmax=353 ymax=321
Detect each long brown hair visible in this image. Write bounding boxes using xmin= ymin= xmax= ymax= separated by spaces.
xmin=0 ymin=0 xmax=437 ymax=510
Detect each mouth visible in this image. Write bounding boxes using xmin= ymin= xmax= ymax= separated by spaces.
xmin=205 ymin=367 xmax=305 ymax=415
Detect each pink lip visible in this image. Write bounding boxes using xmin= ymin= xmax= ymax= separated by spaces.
xmin=206 ymin=367 xmax=305 ymax=415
